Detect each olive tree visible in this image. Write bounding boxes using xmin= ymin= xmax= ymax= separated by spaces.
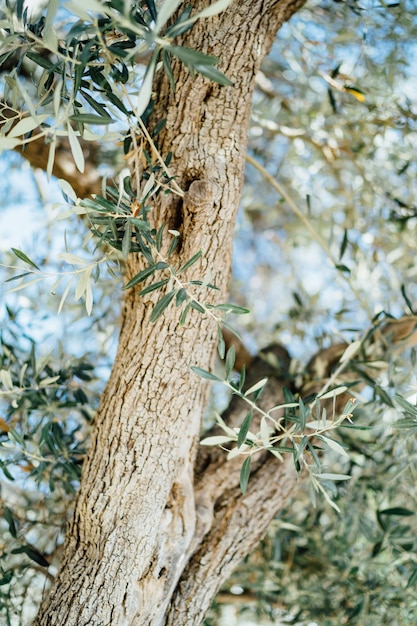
xmin=1 ymin=1 xmax=417 ymax=625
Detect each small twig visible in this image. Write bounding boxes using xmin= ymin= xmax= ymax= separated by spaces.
xmin=121 ymin=84 xmax=184 ymax=197
xmin=245 ymin=154 xmax=372 ymax=316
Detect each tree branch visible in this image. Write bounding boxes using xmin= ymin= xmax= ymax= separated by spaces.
xmin=1 ymin=101 xmax=102 ymax=197
xmin=167 ymin=314 xmax=417 ymax=623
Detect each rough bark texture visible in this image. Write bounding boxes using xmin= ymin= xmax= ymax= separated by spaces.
xmin=33 ymin=1 xmax=306 ymax=625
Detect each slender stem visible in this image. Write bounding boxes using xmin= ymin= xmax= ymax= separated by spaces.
xmin=245 ymin=154 xmax=372 ymax=316
xmin=121 ymin=85 xmax=184 ymax=197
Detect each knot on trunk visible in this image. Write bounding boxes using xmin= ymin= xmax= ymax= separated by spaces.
xmin=184 ymin=179 xmax=221 ymax=214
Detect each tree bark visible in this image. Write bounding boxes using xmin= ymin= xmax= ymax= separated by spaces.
xmin=33 ymin=1 xmax=306 ymax=625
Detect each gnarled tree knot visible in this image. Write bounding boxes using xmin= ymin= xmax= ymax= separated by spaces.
xmin=183 ymin=179 xmax=221 ymax=214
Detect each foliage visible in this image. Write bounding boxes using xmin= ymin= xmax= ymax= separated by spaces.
xmin=197 ymin=345 xmax=357 ymax=504
xmin=0 ymin=0 xmax=241 ymax=325
xmin=0 ymin=0 xmax=417 ymax=624
xmin=0 ymin=307 xmax=99 ymax=624
xmin=205 ymin=0 xmax=417 ymax=622
xmin=208 ymin=396 xmax=417 ymax=625
xmin=0 ymin=0 xmax=232 ymax=168
xmin=239 ymin=0 xmax=417 ymax=349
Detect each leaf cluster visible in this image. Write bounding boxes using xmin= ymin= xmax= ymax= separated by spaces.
xmin=0 ymin=307 xmax=100 ymax=623
xmin=197 ymin=342 xmax=357 ymax=501
xmin=210 ymin=398 xmax=417 ymax=625
xmin=0 ymin=0 xmax=232 ymax=171
xmin=0 ymin=315 xmax=95 ymax=493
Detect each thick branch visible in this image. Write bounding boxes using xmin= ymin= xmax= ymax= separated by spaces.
xmin=16 ymin=136 xmax=102 ymax=197
xmin=33 ymin=1 xmax=306 ymax=624
xmin=168 ymin=455 xmax=297 ymax=624
xmin=167 ymin=353 xmax=296 ymax=624
xmin=167 ymin=313 xmax=417 ymax=622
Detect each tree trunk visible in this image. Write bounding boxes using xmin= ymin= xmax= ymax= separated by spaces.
xmin=33 ymin=1 xmax=305 ymax=624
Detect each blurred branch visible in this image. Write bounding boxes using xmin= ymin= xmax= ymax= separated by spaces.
xmin=304 ymin=314 xmax=417 ymax=412
xmin=222 ymin=326 xmax=254 ymax=371
xmin=245 ymin=153 xmax=372 ymax=316
xmin=199 ymin=314 xmax=417 ymax=490
xmin=0 ymin=101 xmax=102 ymax=198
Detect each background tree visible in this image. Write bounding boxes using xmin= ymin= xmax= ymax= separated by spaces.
xmin=1 ymin=1 xmax=417 ymax=625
